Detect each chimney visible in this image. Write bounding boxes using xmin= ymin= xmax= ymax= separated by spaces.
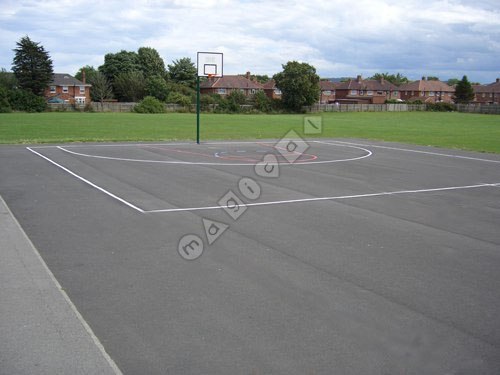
xmin=246 ymin=71 xmax=251 ymax=80
xmin=357 ymin=75 xmax=362 ymax=83
xmin=380 ymin=77 xmax=385 ymax=84
xmin=82 ymin=71 xmax=86 ymax=85
xmin=497 ymin=78 xmax=499 ymax=83
xmin=422 ymin=76 xmax=426 ymax=81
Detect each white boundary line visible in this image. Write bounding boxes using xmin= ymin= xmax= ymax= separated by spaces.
xmin=0 ymin=195 xmax=123 ymax=374
xmin=321 ymin=140 xmax=500 ymax=164
xmin=55 ymin=142 xmax=372 ymax=166
xmin=27 ymin=147 xmax=144 ymax=213
xmin=145 ymin=183 xmax=500 ymax=214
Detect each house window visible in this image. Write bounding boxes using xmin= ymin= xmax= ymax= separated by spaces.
xmin=359 ymin=90 xmax=364 ymax=95
xmin=79 ymin=86 xmax=85 ymax=94
xmin=411 ymin=91 xmax=414 ymax=96
xmin=429 ymin=91 xmax=435 ymax=96
xmin=217 ymin=88 xmax=226 ymax=95
xmin=482 ymin=93 xmax=486 ymax=98
xmin=393 ymin=91 xmax=398 ymax=97
xmin=377 ymin=91 xmax=383 ymax=95
xmin=420 ymin=91 xmax=425 ymax=96
xmin=350 ymin=90 xmax=358 ymax=95
xmin=62 ymin=86 xmax=68 ymax=93
xmin=75 ymin=97 xmax=85 ymax=104
xmin=323 ymin=90 xmax=331 ymax=96
xmin=405 ymin=91 xmax=408 ymax=95
xmin=50 ymin=86 xmax=56 ymax=93
xmin=274 ymin=89 xmax=282 ymax=95
xmin=366 ymin=91 xmax=373 ymax=96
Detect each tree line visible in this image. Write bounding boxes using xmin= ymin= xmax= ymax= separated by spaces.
xmin=0 ymin=36 xmax=476 ymax=114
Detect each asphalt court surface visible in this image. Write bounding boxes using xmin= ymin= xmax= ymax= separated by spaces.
xmin=1 ymin=138 xmax=500 ymax=374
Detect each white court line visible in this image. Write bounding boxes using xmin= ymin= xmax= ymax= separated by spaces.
xmin=27 ymin=147 xmax=144 ymax=213
xmin=56 ymin=143 xmax=372 ymax=166
xmin=145 ymin=182 xmax=500 ymax=214
xmin=319 ymin=140 xmax=500 ymax=164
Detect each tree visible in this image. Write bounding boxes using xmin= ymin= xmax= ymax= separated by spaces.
xmin=0 ymin=68 xmax=18 ymax=90
xmin=113 ymin=71 xmax=145 ymax=102
xmin=90 ymin=71 xmax=113 ymax=108
xmin=75 ymin=65 xmax=98 ymax=84
xmin=447 ymin=78 xmax=460 ymax=86
xmin=99 ymin=50 xmax=140 ymax=83
xmin=145 ymin=75 xmax=169 ymax=101
xmin=12 ymin=36 xmax=53 ymax=96
xmin=427 ymin=76 xmax=440 ymax=81
xmin=138 ymin=47 xmax=166 ymax=79
xmin=369 ymin=72 xmax=409 ymax=86
xmin=454 ymin=75 xmax=475 ymax=104
xmin=168 ymin=58 xmax=197 ymax=87
xmin=273 ymin=61 xmax=320 ymax=112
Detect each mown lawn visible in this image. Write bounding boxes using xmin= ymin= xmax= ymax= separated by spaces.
xmin=0 ymin=111 xmax=499 ymax=153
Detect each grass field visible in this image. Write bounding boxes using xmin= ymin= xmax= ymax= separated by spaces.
xmin=1 ymin=111 xmax=499 ymax=153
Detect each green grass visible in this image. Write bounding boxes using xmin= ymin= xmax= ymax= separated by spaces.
xmin=1 ymin=111 xmax=499 ymax=153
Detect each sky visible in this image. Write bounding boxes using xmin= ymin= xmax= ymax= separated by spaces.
xmin=1 ymin=0 xmax=499 ymax=83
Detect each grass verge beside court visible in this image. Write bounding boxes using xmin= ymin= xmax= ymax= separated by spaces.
xmin=0 ymin=111 xmax=499 ymax=153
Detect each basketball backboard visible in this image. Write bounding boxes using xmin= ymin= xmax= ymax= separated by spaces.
xmin=197 ymin=52 xmax=223 ymax=77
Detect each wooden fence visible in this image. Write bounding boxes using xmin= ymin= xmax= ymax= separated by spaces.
xmin=455 ymin=104 xmax=500 ymax=114
xmin=306 ymin=103 xmax=426 ymax=112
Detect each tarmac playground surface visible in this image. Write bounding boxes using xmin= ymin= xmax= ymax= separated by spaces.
xmin=0 ymin=138 xmax=499 ymax=374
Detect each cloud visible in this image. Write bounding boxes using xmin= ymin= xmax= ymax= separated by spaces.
xmin=0 ymin=0 xmax=499 ymax=82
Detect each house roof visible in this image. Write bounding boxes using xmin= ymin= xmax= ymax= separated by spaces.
xmin=473 ymin=79 xmax=500 ymax=93
xmin=263 ymin=79 xmax=277 ymax=90
xmin=399 ymin=79 xmax=453 ymax=92
xmin=319 ymin=80 xmax=337 ymax=90
xmin=200 ymin=75 xmax=264 ymax=90
xmin=336 ymin=77 xmax=398 ymax=91
xmin=50 ymin=73 xmax=89 ymax=86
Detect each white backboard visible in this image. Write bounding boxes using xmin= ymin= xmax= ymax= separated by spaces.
xmin=197 ymin=52 xmax=223 ymax=77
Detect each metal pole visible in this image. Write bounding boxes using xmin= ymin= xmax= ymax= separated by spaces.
xmin=196 ymin=76 xmax=200 ymax=144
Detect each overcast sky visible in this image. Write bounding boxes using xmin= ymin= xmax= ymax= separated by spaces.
xmin=1 ymin=0 xmax=499 ymax=83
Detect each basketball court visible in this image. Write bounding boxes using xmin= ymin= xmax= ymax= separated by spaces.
xmin=1 ymin=137 xmax=500 ymax=374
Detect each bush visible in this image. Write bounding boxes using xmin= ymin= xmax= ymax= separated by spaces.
xmin=0 ymin=87 xmax=12 ymax=113
xmin=8 ymin=89 xmax=46 ymax=112
xmin=426 ymin=102 xmax=455 ymax=112
xmin=167 ymin=92 xmax=191 ymax=105
xmin=253 ymin=91 xmax=272 ymax=112
xmin=133 ymin=96 xmax=165 ymax=113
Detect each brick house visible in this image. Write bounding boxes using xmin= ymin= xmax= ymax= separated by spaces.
xmin=319 ymin=80 xmax=337 ymax=103
xmin=334 ymin=75 xmax=399 ymax=104
xmin=200 ymin=72 xmax=264 ymax=97
xmin=263 ymin=79 xmax=282 ymax=99
xmin=399 ymin=77 xmax=454 ymax=103
xmin=473 ymin=78 xmax=500 ymax=104
xmin=44 ymin=73 xmax=91 ymax=104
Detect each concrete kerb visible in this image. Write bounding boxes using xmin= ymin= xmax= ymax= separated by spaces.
xmin=0 ymin=195 xmax=122 ymax=375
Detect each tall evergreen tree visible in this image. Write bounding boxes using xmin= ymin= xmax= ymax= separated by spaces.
xmin=12 ymin=36 xmax=53 ymax=96
xmin=454 ymin=75 xmax=475 ymax=104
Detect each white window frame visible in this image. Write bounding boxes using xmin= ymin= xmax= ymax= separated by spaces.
xmin=367 ymin=90 xmax=373 ymax=96
xmin=75 ymin=97 xmax=86 ymax=104
xmin=350 ymin=89 xmax=358 ymax=95
xmin=50 ymin=86 xmax=56 ymax=93
xmin=429 ymin=91 xmax=435 ymax=96
xmin=79 ymin=86 xmax=85 ymax=94
xmin=323 ymin=90 xmax=331 ymax=96
xmin=62 ymin=86 xmax=68 ymax=93
xmin=217 ymin=88 xmax=226 ymax=95
xmin=274 ymin=88 xmax=282 ymax=95
xmin=393 ymin=91 xmax=398 ymax=97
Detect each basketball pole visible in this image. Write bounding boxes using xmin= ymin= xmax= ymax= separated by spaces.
xmin=196 ymin=75 xmax=200 ymax=144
